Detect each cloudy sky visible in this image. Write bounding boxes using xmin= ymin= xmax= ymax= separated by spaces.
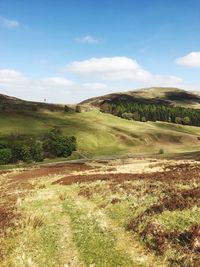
xmin=0 ymin=0 xmax=200 ymax=103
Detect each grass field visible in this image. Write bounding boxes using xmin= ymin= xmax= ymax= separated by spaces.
xmin=0 ymin=158 xmax=199 ymax=266
xmin=0 ymin=109 xmax=200 ymax=157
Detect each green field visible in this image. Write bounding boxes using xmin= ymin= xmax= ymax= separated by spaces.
xmin=0 ymin=109 xmax=200 ymax=157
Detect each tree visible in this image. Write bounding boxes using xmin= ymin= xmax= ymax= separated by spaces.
xmin=183 ymin=116 xmax=191 ymax=125
xmin=141 ymin=116 xmax=146 ymax=122
xmin=158 ymin=148 xmax=164 ymax=154
xmin=0 ymin=140 xmax=9 ymax=149
xmin=102 ymin=101 xmax=200 ymax=127
xmin=0 ymin=148 xmax=12 ymax=164
xmin=132 ymin=111 xmax=140 ymax=121
xmin=75 ymin=105 xmax=81 ymax=113
xmin=0 ymin=104 xmax=6 ymax=112
xmin=64 ymin=105 xmax=70 ymax=112
xmin=21 ymin=145 xmax=32 ymax=163
xmin=122 ymin=112 xmax=133 ymax=120
xmin=31 ymin=142 xmax=44 ymax=162
xmin=44 ymin=128 xmax=77 ymax=158
xmin=10 ymin=142 xmax=23 ymax=162
xmin=175 ymin=117 xmax=182 ymax=124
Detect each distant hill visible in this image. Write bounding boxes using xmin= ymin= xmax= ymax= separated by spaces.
xmin=0 ymin=93 xmax=20 ymax=101
xmin=0 ymin=93 xmax=65 ymax=112
xmin=80 ymin=87 xmax=200 ymax=109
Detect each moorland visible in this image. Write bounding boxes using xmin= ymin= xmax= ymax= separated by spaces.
xmin=0 ymin=87 xmax=200 ymax=266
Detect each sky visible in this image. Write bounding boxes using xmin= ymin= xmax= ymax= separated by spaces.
xmin=0 ymin=0 xmax=200 ymax=103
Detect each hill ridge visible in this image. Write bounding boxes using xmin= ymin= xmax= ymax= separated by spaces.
xmin=80 ymin=87 xmax=200 ymax=109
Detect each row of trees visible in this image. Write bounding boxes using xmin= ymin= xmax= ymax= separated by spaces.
xmin=0 ymin=128 xmax=77 ymax=164
xmin=100 ymin=102 xmax=200 ymax=126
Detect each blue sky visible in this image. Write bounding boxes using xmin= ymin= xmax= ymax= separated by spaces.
xmin=0 ymin=0 xmax=200 ymax=103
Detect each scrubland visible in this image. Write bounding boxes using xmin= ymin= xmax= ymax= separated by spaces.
xmin=0 ymin=158 xmax=199 ymax=266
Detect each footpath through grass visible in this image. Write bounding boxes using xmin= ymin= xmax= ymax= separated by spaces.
xmin=1 ymin=178 xmax=165 ymax=267
xmin=1 ymin=160 xmax=199 ymax=267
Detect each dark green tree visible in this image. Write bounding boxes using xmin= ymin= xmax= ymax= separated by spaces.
xmin=21 ymin=145 xmax=32 ymax=163
xmin=44 ymin=128 xmax=76 ymax=158
xmin=0 ymin=148 xmax=12 ymax=164
xmin=31 ymin=142 xmax=44 ymax=162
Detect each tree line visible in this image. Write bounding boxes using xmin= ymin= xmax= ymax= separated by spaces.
xmin=100 ymin=102 xmax=200 ymax=126
xmin=0 ymin=128 xmax=77 ymax=165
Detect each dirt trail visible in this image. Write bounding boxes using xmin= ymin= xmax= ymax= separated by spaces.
xmin=63 ymin=188 xmax=166 ymax=267
xmin=58 ymin=216 xmax=83 ymax=267
xmin=0 ymin=162 xmax=92 ymax=235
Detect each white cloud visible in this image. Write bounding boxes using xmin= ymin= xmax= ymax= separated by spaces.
xmin=0 ymin=16 xmax=20 ymax=28
xmin=0 ymin=69 xmax=74 ymax=88
xmin=0 ymin=69 xmax=75 ymax=102
xmin=176 ymin=52 xmax=200 ymax=68
xmin=0 ymin=69 xmax=27 ymax=84
xmin=76 ymin=35 xmax=99 ymax=44
xmin=41 ymin=77 xmax=75 ymax=87
xmin=68 ymin=57 xmax=152 ymax=81
xmin=0 ymin=59 xmax=186 ymax=104
xmin=68 ymin=56 xmax=182 ymax=85
xmin=82 ymin=82 xmax=108 ymax=90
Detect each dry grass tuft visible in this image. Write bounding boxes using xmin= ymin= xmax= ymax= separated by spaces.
xmin=25 ymin=213 xmax=44 ymax=229
xmin=58 ymin=191 xmax=66 ymax=201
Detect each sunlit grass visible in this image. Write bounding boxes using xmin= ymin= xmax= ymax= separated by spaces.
xmin=0 ymin=110 xmax=200 ymax=157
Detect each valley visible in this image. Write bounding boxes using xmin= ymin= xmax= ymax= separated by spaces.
xmin=0 ymin=87 xmax=200 ymax=266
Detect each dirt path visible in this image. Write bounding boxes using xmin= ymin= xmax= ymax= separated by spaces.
xmin=0 ymin=162 xmax=93 ymax=235
xmin=62 ymin=187 xmax=166 ymax=267
xmin=58 ymin=216 xmax=83 ymax=267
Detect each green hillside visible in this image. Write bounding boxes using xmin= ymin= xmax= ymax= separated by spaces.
xmin=0 ymin=88 xmax=200 ymax=158
xmin=0 ymin=108 xmax=200 ymax=157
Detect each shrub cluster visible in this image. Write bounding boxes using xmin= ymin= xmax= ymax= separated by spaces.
xmin=43 ymin=128 xmax=76 ymax=158
xmin=0 ymin=128 xmax=76 ymax=164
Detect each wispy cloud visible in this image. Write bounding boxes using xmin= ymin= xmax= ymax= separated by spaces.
xmin=76 ymin=35 xmax=99 ymax=44
xmin=176 ymin=52 xmax=200 ymax=68
xmin=0 ymin=16 xmax=20 ymax=29
xmin=82 ymin=82 xmax=108 ymax=90
xmin=41 ymin=77 xmax=75 ymax=87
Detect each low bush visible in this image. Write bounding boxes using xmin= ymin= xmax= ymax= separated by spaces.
xmin=0 ymin=148 xmax=12 ymax=164
xmin=158 ymin=148 xmax=164 ymax=154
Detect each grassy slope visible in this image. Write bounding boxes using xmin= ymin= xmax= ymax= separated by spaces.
xmin=0 ymin=109 xmax=200 ymax=157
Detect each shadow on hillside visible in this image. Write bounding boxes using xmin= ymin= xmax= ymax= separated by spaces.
xmin=165 ymin=91 xmax=200 ymax=103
